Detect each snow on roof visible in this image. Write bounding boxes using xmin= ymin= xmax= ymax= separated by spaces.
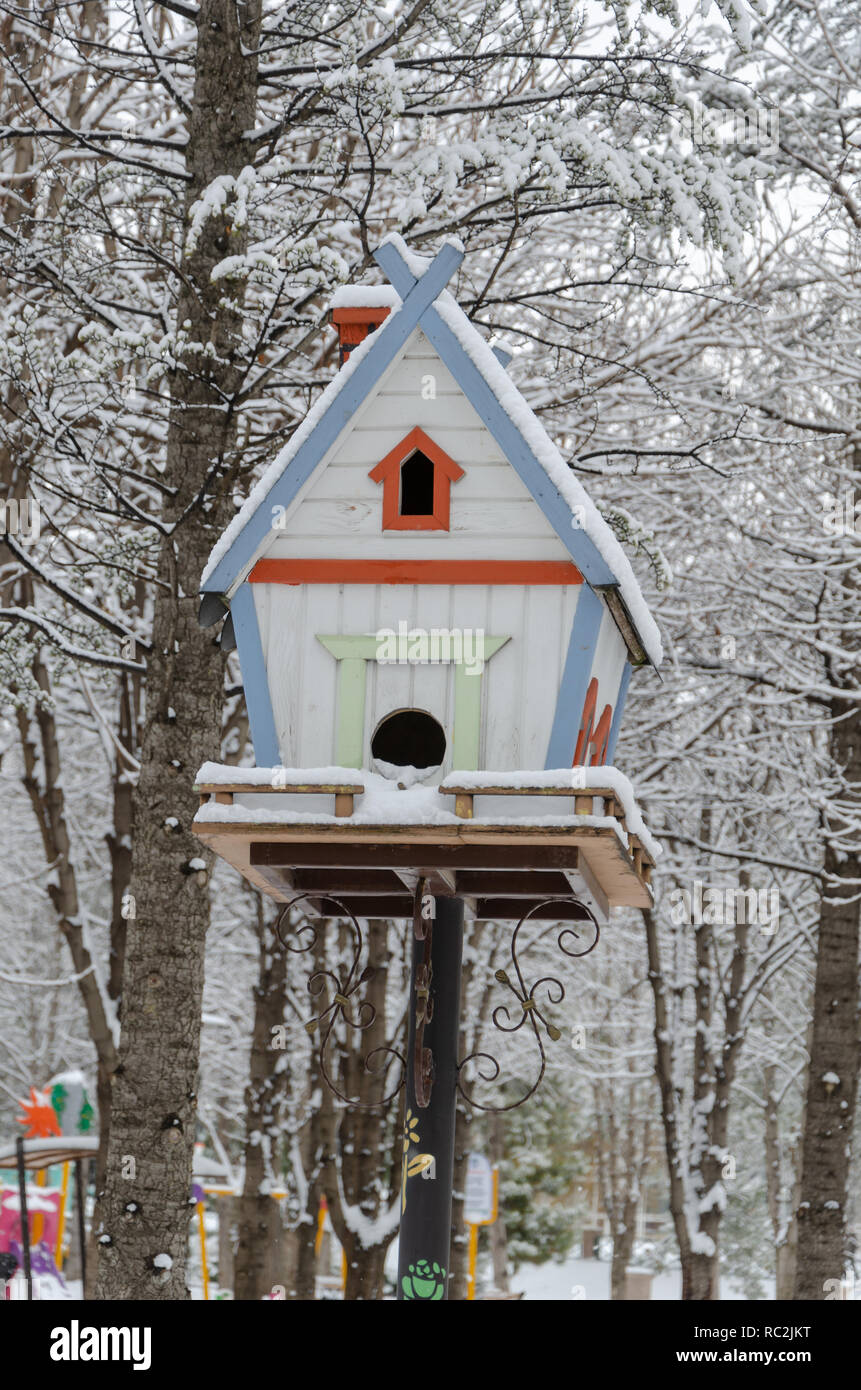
xmin=430 ymin=287 xmax=662 ymax=666
xmin=201 ymin=240 xmax=662 ymax=666
xmin=330 ymin=285 xmax=400 ymax=310
xmin=200 ymin=295 xmax=408 ymax=589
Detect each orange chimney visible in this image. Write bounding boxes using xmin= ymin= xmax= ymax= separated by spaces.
xmin=330 ymin=287 xmax=398 ymax=365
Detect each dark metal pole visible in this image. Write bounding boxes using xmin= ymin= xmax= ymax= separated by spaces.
xmin=397 ymin=895 xmax=464 ymax=1301
xmin=75 ymin=1158 xmax=87 ymax=1298
xmin=15 ymin=1137 xmax=32 ymax=1301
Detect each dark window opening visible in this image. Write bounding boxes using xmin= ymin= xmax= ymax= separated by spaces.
xmin=399 ymin=450 xmax=435 ymax=516
xmin=371 ymin=709 xmax=446 ymax=770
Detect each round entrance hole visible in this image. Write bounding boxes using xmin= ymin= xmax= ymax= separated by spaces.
xmin=371 ymin=709 xmax=446 ymax=772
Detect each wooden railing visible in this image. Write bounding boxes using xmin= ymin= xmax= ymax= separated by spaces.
xmin=195 ymin=781 xmax=365 ymax=818
xmin=438 ymin=783 xmax=653 ymax=884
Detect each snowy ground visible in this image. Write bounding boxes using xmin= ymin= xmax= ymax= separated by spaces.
xmin=511 ymin=1255 xmax=771 ymax=1301
xmin=6 ymin=1247 xmax=770 ymax=1301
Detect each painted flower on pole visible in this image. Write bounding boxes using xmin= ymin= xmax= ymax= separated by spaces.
xmin=401 ymin=1107 xmax=435 ymax=1213
xmin=401 ymin=1259 xmax=446 ymax=1301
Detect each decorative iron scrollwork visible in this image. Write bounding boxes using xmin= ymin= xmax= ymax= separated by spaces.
xmin=275 ymin=890 xmax=599 ymax=1115
xmin=274 ymin=893 xmax=405 ymax=1109
xmin=457 ymin=899 xmax=600 ymax=1113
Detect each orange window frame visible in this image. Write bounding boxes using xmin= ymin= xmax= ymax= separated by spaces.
xmin=368 ymin=426 xmax=464 ymax=531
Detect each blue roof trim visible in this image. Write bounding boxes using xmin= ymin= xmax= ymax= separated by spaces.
xmin=231 ymin=583 xmax=280 ymax=766
xmin=202 ymin=242 xmax=464 ymax=594
xmin=605 ymin=660 xmax=632 ymax=765
xmin=544 ymin=586 xmax=604 ymax=769
xmin=373 ymin=244 xmax=617 ymax=588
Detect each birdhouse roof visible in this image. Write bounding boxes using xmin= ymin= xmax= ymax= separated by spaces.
xmin=201 ymin=234 xmax=662 ymax=667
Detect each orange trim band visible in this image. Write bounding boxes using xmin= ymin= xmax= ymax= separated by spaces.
xmin=248 ymin=559 xmax=584 ymax=585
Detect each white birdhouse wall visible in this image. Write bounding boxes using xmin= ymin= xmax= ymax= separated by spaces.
xmin=252 ymin=577 xmax=588 ymax=773
xmin=226 ymin=321 xmax=634 ymax=774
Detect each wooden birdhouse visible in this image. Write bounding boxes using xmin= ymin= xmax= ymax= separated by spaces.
xmin=194 ymin=236 xmax=661 ymax=923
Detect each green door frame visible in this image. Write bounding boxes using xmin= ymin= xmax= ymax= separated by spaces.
xmin=316 ymin=634 xmax=510 ymax=770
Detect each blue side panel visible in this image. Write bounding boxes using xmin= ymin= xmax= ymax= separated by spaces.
xmin=604 ymin=660 xmax=632 ymax=765
xmin=544 ymin=586 xmax=604 ymax=769
xmin=230 ymin=583 xmax=280 ymax=767
xmin=373 ymin=245 xmax=617 ymax=587
xmin=203 ymin=243 xmax=464 ymax=594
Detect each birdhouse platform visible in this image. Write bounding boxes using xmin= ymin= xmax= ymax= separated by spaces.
xmin=193 ymin=765 xmax=656 ymax=923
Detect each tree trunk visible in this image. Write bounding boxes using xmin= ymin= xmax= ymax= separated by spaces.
xmin=284 ymin=1088 xmax=324 ymax=1300
xmin=343 ymin=1236 xmax=387 ymax=1301
xmin=94 ymin=0 xmax=262 ymax=1300
xmin=643 ymin=907 xmax=694 ymax=1286
xmin=287 ymin=1213 xmax=319 ymax=1301
xmin=793 ymin=442 xmax=861 ymax=1299
xmin=610 ymin=1233 xmax=634 ymax=1301
xmin=234 ymin=901 xmax=289 ymax=1300
xmin=764 ymin=1063 xmax=800 ymax=1301
xmin=11 ymin=627 xmax=119 ymax=1295
xmin=320 ymin=920 xmax=401 ymax=1301
xmin=448 ymin=920 xmax=487 ymax=1299
xmin=683 ymin=1248 xmax=719 ymax=1301
xmin=794 ymin=719 xmax=861 ymax=1294
xmin=448 ymin=1095 xmax=473 ymax=1300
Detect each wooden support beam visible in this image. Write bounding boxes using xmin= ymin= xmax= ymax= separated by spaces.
xmin=473 ymin=899 xmax=592 ymax=921
xmin=250 ymin=842 xmax=581 ymax=871
xmin=566 ymin=857 xmax=610 ymax=923
xmin=455 ymin=870 xmax=573 ymax=897
xmin=292 ymin=869 xmax=406 ymax=894
xmin=392 ymin=867 xmax=420 ymax=893
xmin=252 ymin=864 xmax=298 ymax=896
xmin=425 ymin=867 xmax=457 ymax=895
xmin=317 ymin=895 xmax=415 ymax=918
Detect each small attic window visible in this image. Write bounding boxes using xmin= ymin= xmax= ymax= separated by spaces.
xmin=368 ymin=426 xmax=464 ymax=532
xmin=400 ymin=450 xmax=435 ymax=517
